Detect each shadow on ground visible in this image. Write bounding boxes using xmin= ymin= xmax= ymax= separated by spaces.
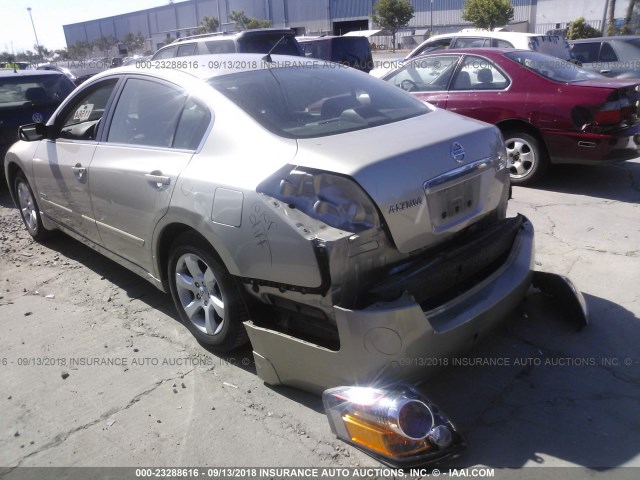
xmin=2 ymin=184 xmax=638 ymax=469
xmin=421 ymin=291 xmax=640 ymax=469
xmin=528 ymin=160 xmax=640 ymax=203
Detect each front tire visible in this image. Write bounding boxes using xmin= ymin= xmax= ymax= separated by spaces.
xmin=168 ymin=232 xmax=248 ymax=351
xmin=503 ymin=131 xmax=548 ymax=186
xmin=14 ymin=172 xmax=51 ymax=241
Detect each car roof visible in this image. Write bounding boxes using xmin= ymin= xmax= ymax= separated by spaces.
xmin=91 ymin=53 xmax=325 ymax=82
xmin=409 ymin=48 xmax=522 ymax=58
xmin=430 ymin=31 xmax=555 ymax=41
xmin=171 ymin=28 xmax=297 ymax=44
xmin=0 ymin=69 xmax=66 ymax=78
xmin=569 ymin=36 xmax=640 ymax=42
xmin=297 ymin=36 xmax=358 ymax=41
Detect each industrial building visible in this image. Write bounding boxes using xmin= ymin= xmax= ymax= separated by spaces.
xmin=63 ymin=0 xmax=627 ymax=54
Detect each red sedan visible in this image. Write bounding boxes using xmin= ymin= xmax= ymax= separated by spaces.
xmin=381 ymin=49 xmax=640 ymax=185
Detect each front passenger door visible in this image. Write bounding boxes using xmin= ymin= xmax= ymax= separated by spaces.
xmin=32 ymin=79 xmax=119 ymax=243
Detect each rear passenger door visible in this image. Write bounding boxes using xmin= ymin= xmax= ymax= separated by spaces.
xmin=384 ymin=55 xmax=461 ymax=108
xmin=446 ymin=55 xmax=511 ymax=124
xmin=88 ymin=77 xmax=211 ymax=271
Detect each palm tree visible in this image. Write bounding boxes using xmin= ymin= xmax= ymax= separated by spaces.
xmin=622 ymin=0 xmax=638 ymax=34
xmin=608 ymin=0 xmax=617 ymax=35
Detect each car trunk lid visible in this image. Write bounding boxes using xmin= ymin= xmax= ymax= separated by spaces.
xmin=295 ymin=109 xmax=508 ymax=253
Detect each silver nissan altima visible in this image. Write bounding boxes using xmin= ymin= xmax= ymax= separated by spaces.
xmin=5 ymin=54 xmax=534 ymax=394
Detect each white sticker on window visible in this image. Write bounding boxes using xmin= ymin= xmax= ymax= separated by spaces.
xmin=73 ymin=104 xmax=94 ymax=122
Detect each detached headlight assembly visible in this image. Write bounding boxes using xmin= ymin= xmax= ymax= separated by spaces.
xmin=323 ymin=385 xmax=465 ymax=467
xmin=258 ymin=166 xmax=380 ymax=233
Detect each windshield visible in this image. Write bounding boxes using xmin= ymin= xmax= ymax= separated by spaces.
xmin=504 ymin=51 xmax=604 ymax=82
xmin=0 ymin=74 xmax=74 ymax=110
xmin=208 ymin=64 xmax=429 ymax=139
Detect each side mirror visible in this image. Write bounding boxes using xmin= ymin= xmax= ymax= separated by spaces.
xmin=19 ymin=122 xmax=51 ymax=142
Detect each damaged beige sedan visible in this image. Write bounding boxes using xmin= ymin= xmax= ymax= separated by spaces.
xmin=4 ymin=54 xmax=586 ymax=467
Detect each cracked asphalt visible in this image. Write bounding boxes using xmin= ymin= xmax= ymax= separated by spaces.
xmin=1 ymin=159 xmax=639 ymax=477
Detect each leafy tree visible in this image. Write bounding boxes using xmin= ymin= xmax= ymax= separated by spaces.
xmin=122 ymin=32 xmax=146 ymax=54
xmin=122 ymin=33 xmax=137 ymax=54
xmin=566 ymin=17 xmax=602 ymax=40
xmin=229 ymin=10 xmax=271 ymax=30
xmin=54 ymin=48 xmax=70 ymax=61
xmin=199 ymin=16 xmax=220 ymax=33
xmin=94 ymin=36 xmax=118 ymax=58
xmin=461 ymin=0 xmax=514 ymax=31
xmin=34 ymin=44 xmax=52 ymax=61
xmin=371 ymin=0 xmax=414 ymax=53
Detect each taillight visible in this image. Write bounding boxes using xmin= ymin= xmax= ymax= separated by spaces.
xmin=594 ymin=100 xmax=623 ymax=126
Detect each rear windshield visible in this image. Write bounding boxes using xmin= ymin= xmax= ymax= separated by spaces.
xmin=208 ymin=63 xmax=428 ymax=139
xmin=237 ymin=35 xmax=301 ymax=56
xmin=0 ymin=74 xmax=74 ymax=109
xmin=302 ymin=38 xmax=372 ymax=70
xmin=504 ymin=51 xmax=603 ymax=83
xmin=527 ymin=35 xmax=572 ymax=60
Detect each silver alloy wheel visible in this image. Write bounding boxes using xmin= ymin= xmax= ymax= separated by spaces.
xmin=174 ymin=253 xmax=225 ymax=336
xmin=506 ymin=137 xmax=536 ymax=179
xmin=17 ymin=180 xmax=38 ymax=233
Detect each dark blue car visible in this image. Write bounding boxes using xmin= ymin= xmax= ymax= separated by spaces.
xmin=1 ymin=69 xmax=75 ymax=183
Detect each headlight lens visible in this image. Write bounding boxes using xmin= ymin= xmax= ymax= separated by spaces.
xmin=258 ymin=166 xmax=380 ymax=233
xmin=323 ymin=385 xmax=464 ymax=466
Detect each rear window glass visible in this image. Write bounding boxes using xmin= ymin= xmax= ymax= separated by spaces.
xmin=238 ymin=35 xmax=300 ymax=55
xmin=208 ymin=63 xmax=428 ymax=139
xmin=505 ymin=51 xmax=603 ymax=82
xmin=331 ymin=38 xmax=371 ymax=63
xmin=527 ymin=36 xmax=572 ymax=60
xmin=0 ymin=74 xmax=74 ymax=109
xmin=571 ymin=43 xmax=600 ymax=63
xmin=205 ymin=40 xmax=235 ymax=54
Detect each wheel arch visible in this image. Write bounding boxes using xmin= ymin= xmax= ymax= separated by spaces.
xmin=154 ymin=221 xmax=237 ymax=292
xmin=495 ymin=119 xmax=550 ymax=158
xmin=5 ymin=161 xmax=23 ymax=206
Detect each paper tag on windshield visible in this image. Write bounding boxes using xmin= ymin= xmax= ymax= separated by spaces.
xmin=73 ymin=104 xmax=94 ymax=122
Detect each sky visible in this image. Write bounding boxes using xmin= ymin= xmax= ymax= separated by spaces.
xmin=0 ymin=0 xmax=180 ymax=53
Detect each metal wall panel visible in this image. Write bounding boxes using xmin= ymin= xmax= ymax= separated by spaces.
xmin=331 ymin=0 xmax=372 ymax=21
xmin=176 ymin=3 xmax=198 ymax=29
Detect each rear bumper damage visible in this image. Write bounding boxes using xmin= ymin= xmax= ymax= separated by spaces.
xmin=245 ymin=214 xmax=589 ymax=467
xmin=246 ymin=215 xmax=535 ymax=395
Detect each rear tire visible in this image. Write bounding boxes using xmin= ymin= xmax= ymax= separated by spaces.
xmin=14 ymin=172 xmax=51 ymax=241
xmin=503 ymin=131 xmax=548 ymax=186
xmin=168 ymin=232 xmax=249 ymax=351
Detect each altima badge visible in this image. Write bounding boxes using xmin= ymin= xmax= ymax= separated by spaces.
xmin=450 ymin=142 xmax=465 ymax=163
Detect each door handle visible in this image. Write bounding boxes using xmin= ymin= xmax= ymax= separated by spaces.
xmin=145 ymin=173 xmax=170 ymax=186
xmin=71 ymin=163 xmax=86 ymax=178
xmin=600 ymin=69 xmax=611 ymax=74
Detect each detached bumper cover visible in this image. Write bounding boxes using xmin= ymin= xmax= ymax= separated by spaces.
xmin=246 ymin=215 xmax=535 ymax=394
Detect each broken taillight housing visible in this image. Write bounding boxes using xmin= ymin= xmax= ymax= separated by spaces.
xmin=594 ymin=100 xmax=623 ymax=126
xmin=323 ymin=385 xmax=465 ymax=467
xmin=258 ymin=166 xmax=380 ymax=233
